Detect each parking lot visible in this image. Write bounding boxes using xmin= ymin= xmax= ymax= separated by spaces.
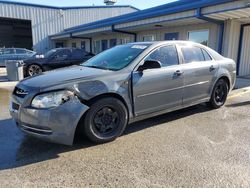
xmin=0 ymin=84 xmax=250 ymax=187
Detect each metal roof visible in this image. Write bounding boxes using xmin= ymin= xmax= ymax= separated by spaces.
xmin=51 ymin=0 xmax=236 ymax=38
xmin=0 ymin=0 xmax=139 ymax=10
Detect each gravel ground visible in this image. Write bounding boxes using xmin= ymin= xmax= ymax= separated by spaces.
xmin=0 ymin=87 xmax=250 ymax=187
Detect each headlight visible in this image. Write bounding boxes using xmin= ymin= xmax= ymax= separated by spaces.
xmin=31 ymin=90 xmax=74 ymax=109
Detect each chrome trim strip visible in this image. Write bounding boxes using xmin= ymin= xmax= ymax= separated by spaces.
xmin=20 ymin=124 xmax=52 ymax=133
xmin=137 ymin=81 xmax=209 ymax=98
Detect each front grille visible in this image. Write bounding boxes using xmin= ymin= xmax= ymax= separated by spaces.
xmin=12 ymin=102 xmax=20 ymax=111
xmin=13 ymin=87 xmax=29 ymax=98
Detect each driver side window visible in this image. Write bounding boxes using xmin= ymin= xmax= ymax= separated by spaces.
xmin=146 ymin=45 xmax=179 ymax=67
xmin=55 ymin=50 xmax=70 ymax=60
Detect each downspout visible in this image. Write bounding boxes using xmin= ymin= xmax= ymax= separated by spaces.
xmin=196 ymin=8 xmax=224 ymax=54
xmin=70 ymin=33 xmax=93 ymax=53
xmin=111 ymin=25 xmax=137 ymax=42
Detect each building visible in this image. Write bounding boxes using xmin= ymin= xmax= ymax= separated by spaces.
xmin=0 ymin=0 xmax=138 ymax=53
xmin=51 ymin=0 xmax=250 ymax=76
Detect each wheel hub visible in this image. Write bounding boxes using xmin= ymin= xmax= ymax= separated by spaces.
xmin=93 ymin=107 xmax=118 ymax=134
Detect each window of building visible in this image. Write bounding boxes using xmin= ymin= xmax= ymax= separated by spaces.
xmin=120 ymin=38 xmax=130 ymax=44
xmin=181 ymin=46 xmax=205 ymax=63
xmin=188 ymin=30 xmax=209 ymax=46
xmin=109 ymin=39 xmax=117 ymax=48
xmin=94 ymin=40 xmax=101 ymax=54
xmin=146 ymin=45 xmax=179 ymax=67
xmin=55 ymin=42 xmax=64 ymax=48
xmin=142 ymin=35 xmax=155 ymax=42
xmin=81 ymin=41 xmax=86 ymax=51
xmin=72 ymin=43 xmax=77 ymax=48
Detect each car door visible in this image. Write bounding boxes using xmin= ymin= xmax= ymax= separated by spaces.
xmin=49 ymin=49 xmax=72 ymax=68
xmin=178 ymin=45 xmax=219 ymax=105
xmin=132 ymin=45 xmax=184 ymax=116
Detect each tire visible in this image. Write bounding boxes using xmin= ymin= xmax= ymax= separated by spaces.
xmin=82 ymin=97 xmax=128 ymax=143
xmin=27 ymin=64 xmax=43 ymax=77
xmin=208 ymin=79 xmax=229 ymax=109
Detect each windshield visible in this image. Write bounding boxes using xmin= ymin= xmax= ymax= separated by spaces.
xmin=82 ymin=44 xmax=150 ymax=71
xmin=44 ymin=49 xmax=57 ymax=58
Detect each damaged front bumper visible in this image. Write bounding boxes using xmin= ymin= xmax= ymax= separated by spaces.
xmin=10 ymin=96 xmax=89 ymax=145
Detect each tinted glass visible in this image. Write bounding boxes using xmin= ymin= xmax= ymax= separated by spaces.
xmin=202 ymin=49 xmax=212 ymax=61
xmin=0 ymin=49 xmax=3 ymax=55
xmin=188 ymin=30 xmax=209 ymax=46
xmin=56 ymin=49 xmax=71 ymax=58
xmin=83 ymin=44 xmax=150 ymax=71
xmin=146 ymin=45 xmax=179 ymax=67
xmin=4 ymin=49 xmax=15 ymax=55
xmin=45 ymin=49 xmax=57 ymax=58
xmin=181 ymin=47 xmax=205 ymax=63
xmin=72 ymin=49 xmax=84 ymax=59
xmin=16 ymin=49 xmax=27 ymax=54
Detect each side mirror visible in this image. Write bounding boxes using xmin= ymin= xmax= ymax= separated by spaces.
xmin=138 ymin=60 xmax=162 ymax=72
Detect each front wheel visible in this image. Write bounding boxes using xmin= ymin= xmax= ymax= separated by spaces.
xmin=82 ymin=97 xmax=128 ymax=143
xmin=27 ymin=64 xmax=43 ymax=77
xmin=208 ymin=79 xmax=229 ymax=109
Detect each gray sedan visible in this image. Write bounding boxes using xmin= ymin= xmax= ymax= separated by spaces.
xmin=9 ymin=41 xmax=236 ymax=145
xmin=0 ymin=48 xmax=36 ymax=67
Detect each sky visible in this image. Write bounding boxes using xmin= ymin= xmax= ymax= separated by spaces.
xmin=6 ymin=0 xmax=177 ymax=9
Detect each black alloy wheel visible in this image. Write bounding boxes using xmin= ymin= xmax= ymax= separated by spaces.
xmin=82 ymin=97 xmax=128 ymax=143
xmin=209 ymin=79 xmax=229 ymax=109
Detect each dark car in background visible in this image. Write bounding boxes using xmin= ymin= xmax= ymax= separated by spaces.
xmin=23 ymin=48 xmax=94 ymax=77
xmin=0 ymin=48 xmax=36 ymax=67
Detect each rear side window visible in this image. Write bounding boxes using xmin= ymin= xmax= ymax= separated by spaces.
xmin=16 ymin=49 xmax=27 ymax=54
xmin=181 ymin=46 xmax=204 ymax=63
xmin=4 ymin=49 xmax=15 ymax=55
xmin=146 ymin=45 xmax=179 ymax=67
xmin=202 ymin=49 xmax=212 ymax=61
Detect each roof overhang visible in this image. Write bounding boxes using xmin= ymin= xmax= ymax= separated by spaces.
xmin=50 ymin=0 xmax=250 ymax=40
xmin=202 ymin=0 xmax=250 ymax=22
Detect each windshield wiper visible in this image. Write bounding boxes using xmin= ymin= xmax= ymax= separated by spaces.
xmin=83 ymin=65 xmax=115 ymax=71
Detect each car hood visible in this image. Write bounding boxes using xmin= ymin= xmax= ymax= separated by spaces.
xmin=19 ymin=66 xmax=113 ymax=89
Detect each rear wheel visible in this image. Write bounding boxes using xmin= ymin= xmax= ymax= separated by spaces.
xmin=208 ymin=79 xmax=229 ymax=109
xmin=82 ymin=97 xmax=128 ymax=143
xmin=27 ymin=64 xmax=43 ymax=77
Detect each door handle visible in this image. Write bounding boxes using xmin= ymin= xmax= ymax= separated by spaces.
xmin=210 ymin=65 xmax=216 ymax=72
xmin=174 ymin=70 xmax=183 ymax=76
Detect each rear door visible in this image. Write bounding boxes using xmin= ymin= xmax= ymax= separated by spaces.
xmin=178 ymin=45 xmax=219 ymax=105
xmin=133 ymin=45 xmax=184 ymax=116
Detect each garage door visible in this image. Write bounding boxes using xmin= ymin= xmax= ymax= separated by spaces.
xmin=0 ymin=17 xmax=33 ymax=50
xmin=239 ymin=26 xmax=250 ymax=76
